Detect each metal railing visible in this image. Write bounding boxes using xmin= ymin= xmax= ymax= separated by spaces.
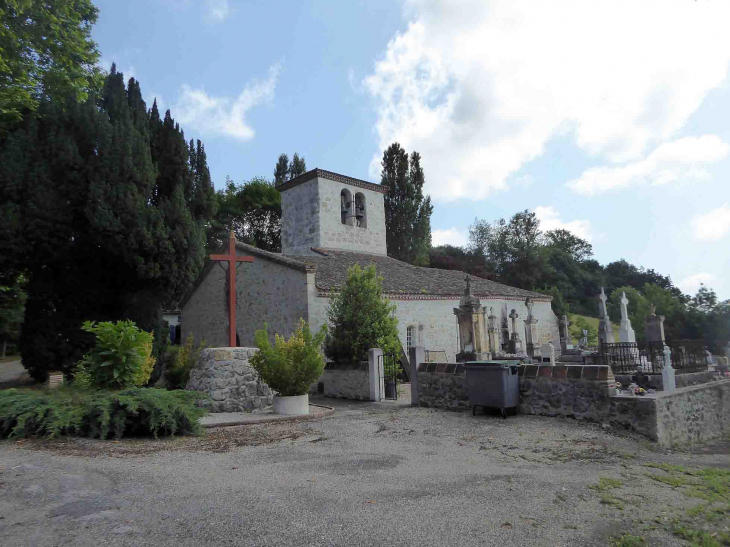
xmin=601 ymin=340 xmax=708 ymax=374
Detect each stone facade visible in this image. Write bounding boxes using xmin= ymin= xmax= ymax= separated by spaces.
xmin=186 ymin=348 xmax=273 ymax=412
xmin=181 ymin=251 xmax=310 ymax=348
xmin=280 ymin=172 xmax=388 ymax=256
xmin=322 ymin=363 xmax=370 ymax=400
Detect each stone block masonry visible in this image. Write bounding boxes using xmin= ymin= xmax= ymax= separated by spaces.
xmin=415 ymin=361 xmax=730 ymax=446
xmin=322 ymin=362 xmax=371 ymax=400
xmin=186 ymin=348 xmax=273 ymax=413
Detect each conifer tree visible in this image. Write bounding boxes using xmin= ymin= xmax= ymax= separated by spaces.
xmin=380 ymin=143 xmax=433 ymax=265
xmin=288 ymin=153 xmax=307 ymax=179
xmin=274 ymin=153 xmax=289 ymax=184
xmin=0 ymin=66 xmax=216 ymax=380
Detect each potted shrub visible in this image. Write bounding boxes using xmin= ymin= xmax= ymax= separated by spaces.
xmin=251 ymin=319 xmax=327 ymax=415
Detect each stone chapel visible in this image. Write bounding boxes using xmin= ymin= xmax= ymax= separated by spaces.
xmin=181 ymin=168 xmax=560 ymax=362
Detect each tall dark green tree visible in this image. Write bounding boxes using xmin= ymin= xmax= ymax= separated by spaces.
xmin=380 ymin=143 xmax=433 ymax=265
xmin=0 ymin=66 xmax=216 ymax=380
xmin=288 ymin=153 xmax=307 ymax=179
xmin=273 ymin=153 xmax=289 ymax=184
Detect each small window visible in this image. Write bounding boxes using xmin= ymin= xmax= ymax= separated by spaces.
xmin=340 ymin=189 xmax=353 ymax=225
xmin=407 ymin=325 xmax=415 ymax=349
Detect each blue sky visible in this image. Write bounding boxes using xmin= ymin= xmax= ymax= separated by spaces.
xmin=93 ymin=0 xmax=730 ymax=300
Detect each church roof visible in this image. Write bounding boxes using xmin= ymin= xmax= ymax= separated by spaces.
xmin=275 ymin=168 xmax=388 ymax=194
xmin=290 ymin=248 xmax=549 ymax=300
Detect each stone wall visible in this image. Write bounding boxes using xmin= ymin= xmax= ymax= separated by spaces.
xmin=186 ymin=348 xmax=273 ymax=412
xmin=182 ymin=253 xmax=309 ymax=348
xmin=655 ymin=380 xmax=730 ymax=446
xmin=322 ymin=362 xmax=370 ymax=400
xmin=280 ymin=177 xmax=321 ymax=255
xmin=417 ymin=363 xmax=469 ymax=410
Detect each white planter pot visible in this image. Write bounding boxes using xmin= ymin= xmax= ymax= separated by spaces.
xmin=273 ymin=394 xmax=309 ymax=416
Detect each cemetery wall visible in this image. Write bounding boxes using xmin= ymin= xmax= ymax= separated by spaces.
xmin=615 ymin=370 xmax=716 ymax=391
xmin=186 ymin=348 xmax=273 ymax=412
xmin=182 ymin=255 xmax=309 ymax=348
xmin=322 ymin=363 xmax=370 ymax=400
xmin=654 ymin=380 xmax=730 ymax=446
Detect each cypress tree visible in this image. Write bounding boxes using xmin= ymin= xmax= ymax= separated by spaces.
xmin=380 ymin=143 xmax=433 ymax=265
xmin=0 ymin=70 xmax=216 ymax=381
xmin=273 ymin=153 xmax=289 ymax=184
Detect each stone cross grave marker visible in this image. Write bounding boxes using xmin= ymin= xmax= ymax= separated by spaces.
xmin=618 ymin=291 xmax=636 ymax=343
xmin=597 ymin=287 xmax=615 ymax=345
xmin=209 ymin=232 xmax=254 ymax=347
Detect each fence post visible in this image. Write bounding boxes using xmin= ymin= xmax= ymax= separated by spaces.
xmin=368 ymin=348 xmax=383 ymax=401
xmin=409 ymin=346 xmax=425 ymax=406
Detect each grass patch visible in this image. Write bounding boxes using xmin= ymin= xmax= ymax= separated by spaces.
xmin=645 ymin=462 xmax=697 ymax=476
xmin=601 ymin=494 xmax=624 ymax=510
xmin=611 ymin=533 xmax=645 ymax=546
xmin=0 ymin=386 xmax=208 ymax=439
xmin=672 ymin=523 xmax=730 ymax=547
xmin=590 ymin=477 xmax=623 ymax=492
xmin=646 ymin=473 xmax=689 ymax=488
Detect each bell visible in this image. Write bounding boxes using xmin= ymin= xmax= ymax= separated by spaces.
xmin=355 ymin=206 xmax=364 ymax=220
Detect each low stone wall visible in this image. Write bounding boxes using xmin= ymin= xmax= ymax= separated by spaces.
xmin=322 ymin=362 xmax=370 ymax=400
xmin=186 ymin=348 xmax=273 ymax=412
xmin=655 ymin=380 xmax=730 ymax=446
xmin=417 ymin=363 xmax=469 ymax=410
xmin=415 ymin=362 xmax=730 ymax=446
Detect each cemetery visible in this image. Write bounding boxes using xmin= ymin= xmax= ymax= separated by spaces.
xmin=2 ymin=2 xmax=730 ymax=544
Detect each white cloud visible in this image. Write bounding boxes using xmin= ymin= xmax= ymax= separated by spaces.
xmin=567 ymin=135 xmax=729 ymax=195
xmin=533 ymin=206 xmax=592 ymax=241
xmin=678 ymin=272 xmax=717 ymax=294
xmin=173 ymin=64 xmax=281 ymax=141
xmin=692 ymin=203 xmax=730 ymax=241
xmin=432 ymin=227 xmax=468 ymax=247
xmin=364 ymin=0 xmax=730 ymax=201
xmin=207 ymin=0 xmax=229 ymax=21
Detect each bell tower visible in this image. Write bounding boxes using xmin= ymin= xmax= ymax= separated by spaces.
xmin=277 ymin=168 xmax=388 ymax=256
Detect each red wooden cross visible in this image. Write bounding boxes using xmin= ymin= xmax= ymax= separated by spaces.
xmin=209 ymin=232 xmax=254 ymax=347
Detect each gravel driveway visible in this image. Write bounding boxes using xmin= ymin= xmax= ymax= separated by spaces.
xmin=0 ymin=402 xmax=728 ymax=547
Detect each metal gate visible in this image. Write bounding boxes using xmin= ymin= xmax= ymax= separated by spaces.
xmin=380 ymin=352 xmax=400 ymax=400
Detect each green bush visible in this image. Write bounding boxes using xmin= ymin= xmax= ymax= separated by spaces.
xmin=165 ymin=335 xmax=207 ymax=390
xmin=251 ymin=319 xmax=327 ymax=396
xmin=324 ymin=265 xmax=400 ymax=364
xmin=0 ymin=387 xmax=207 ymax=439
xmin=78 ymin=320 xmax=156 ymax=389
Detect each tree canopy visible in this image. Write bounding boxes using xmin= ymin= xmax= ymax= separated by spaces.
xmin=0 ymin=66 xmax=216 ymax=380
xmin=380 ymin=143 xmax=433 ymax=265
xmin=0 ymin=0 xmax=102 ymax=128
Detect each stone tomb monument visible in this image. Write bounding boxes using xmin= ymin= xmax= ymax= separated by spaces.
xmin=524 ymin=297 xmax=539 ymax=358
xmin=618 ymin=291 xmax=636 ymax=343
xmin=644 ymin=305 xmax=666 ymax=344
xmin=509 ymin=309 xmax=523 ymax=354
xmin=453 ymin=276 xmax=491 ymax=360
xmin=487 ymin=307 xmax=499 ymax=357
xmin=597 ymin=287 xmax=615 ymax=346
xmin=559 ymin=314 xmax=572 ymax=352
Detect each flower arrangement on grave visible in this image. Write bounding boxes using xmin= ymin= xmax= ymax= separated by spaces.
xmin=251 ymin=319 xmax=327 ymax=397
xmin=612 ymin=381 xmax=622 ymax=395
xmin=634 ymin=387 xmax=646 ymax=396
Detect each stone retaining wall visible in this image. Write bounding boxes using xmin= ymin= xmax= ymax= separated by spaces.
xmin=415 ymin=362 xmax=730 ymax=446
xmin=322 ymin=362 xmax=370 ymax=400
xmin=655 ymin=380 xmax=730 ymax=446
xmin=186 ymin=348 xmax=273 ymax=412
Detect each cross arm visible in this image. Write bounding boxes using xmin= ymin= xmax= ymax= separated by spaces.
xmin=209 ymin=255 xmax=255 ymax=262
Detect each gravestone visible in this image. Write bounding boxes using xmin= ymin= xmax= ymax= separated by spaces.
xmin=662 ymin=345 xmax=676 ymax=393
xmin=644 ymin=305 xmax=666 ymax=344
xmin=500 ymin=304 xmax=510 ymax=352
xmin=509 ymin=309 xmax=523 ymax=354
xmin=559 ymin=314 xmax=571 ymax=351
xmin=453 ymin=276 xmax=490 ymax=360
xmin=540 ymin=342 xmax=555 ymax=365
xmin=580 ymin=329 xmax=588 ymax=348
xmin=597 ymin=287 xmax=615 ymax=345
xmin=618 ymin=291 xmax=636 ymax=343
xmin=524 ymin=297 xmax=539 ymax=358
xmin=487 ymin=307 xmax=499 ymax=356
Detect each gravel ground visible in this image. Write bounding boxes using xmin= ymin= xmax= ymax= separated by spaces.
xmin=0 ymin=403 xmax=728 ymax=547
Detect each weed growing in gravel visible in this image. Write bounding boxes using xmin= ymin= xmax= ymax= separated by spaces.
xmin=672 ymin=523 xmax=729 ymax=546
xmin=610 ymin=532 xmax=645 ymax=546
xmin=590 ymin=477 xmax=623 ymax=492
xmin=601 ymin=494 xmax=624 ymax=510
xmin=646 ymin=473 xmax=689 ymax=488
